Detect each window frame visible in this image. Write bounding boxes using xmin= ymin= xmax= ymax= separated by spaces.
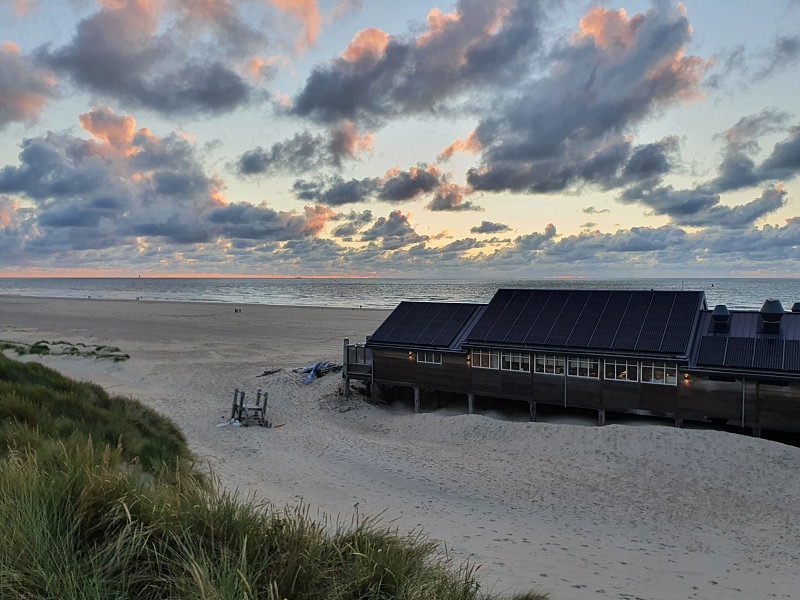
xmin=604 ymin=358 xmax=639 ymax=382
xmin=501 ymin=351 xmax=531 ymax=373
xmin=533 ymin=354 xmax=566 ymax=375
xmin=416 ymin=350 xmax=442 ymax=364
xmin=472 ymin=349 xmax=499 ymax=369
xmin=567 ymin=356 xmax=600 ymax=379
xmin=640 ymin=361 xmax=678 ymax=386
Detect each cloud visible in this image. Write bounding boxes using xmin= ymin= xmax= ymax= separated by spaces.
xmin=438 ymin=129 xmax=481 ymax=162
xmin=43 ymin=0 xmax=257 ymax=116
xmin=754 ymin=35 xmax=800 ymax=80
xmin=330 ymin=209 xmax=373 ymax=238
xmin=360 ymin=210 xmax=427 ymax=250
xmin=0 ymin=41 xmax=57 ymax=128
xmin=583 ymin=206 xmax=610 ymax=214
xmin=470 ymin=220 xmax=510 ymax=234
xmin=0 ymin=107 xmax=330 ymax=257
xmin=292 ymin=162 xmax=454 ymax=206
xmin=426 ymin=182 xmax=480 ymax=211
xmin=269 ymin=0 xmax=321 ymax=51
xmin=467 ymin=2 xmax=707 ymax=194
xmin=291 ymin=0 xmax=546 ymax=127
xmin=622 ymin=183 xmax=787 ymax=228
xmin=238 ymin=121 xmax=372 ymax=176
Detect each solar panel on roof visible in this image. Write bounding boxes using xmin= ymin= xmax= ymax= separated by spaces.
xmin=369 ymin=302 xmax=480 ymax=349
xmin=697 ymin=336 xmax=727 ymax=366
xmin=724 ymin=337 xmax=755 ymax=368
xmin=660 ymin=293 xmax=701 ymax=353
xmin=545 ymin=292 xmax=591 ymax=346
xmin=753 ymin=338 xmax=784 ymax=370
xmin=524 ymin=291 xmax=570 ymax=345
xmin=588 ymin=292 xmax=631 ymax=348
xmin=565 ymin=291 xmax=611 ymax=347
xmin=504 ymin=292 xmax=547 ymax=343
xmin=611 ymin=292 xmax=652 ymax=350
xmin=635 ymin=293 xmax=674 ymax=352
xmin=784 ymin=340 xmax=800 ymax=371
xmin=466 ymin=290 xmax=513 ymax=341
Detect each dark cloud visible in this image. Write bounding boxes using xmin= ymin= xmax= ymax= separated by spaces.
xmin=583 ymin=206 xmax=610 ymax=214
xmin=470 ymin=220 xmax=510 ymax=234
xmin=292 ymin=175 xmax=379 ymax=206
xmin=427 ymin=183 xmax=480 ymax=211
xmin=292 ymin=163 xmax=453 ymax=207
xmin=42 ymin=0 xmax=257 ymax=115
xmin=291 ymin=0 xmax=545 ymax=126
xmin=0 ymin=108 xmax=331 ymax=256
xmin=360 ymin=210 xmax=427 ymax=250
xmin=378 ymin=164 xmax=441 ymax=202
xmin=0 ymin=42 xmax=57 ymax=128
xmin=238 ymin=122 xmax=373 ymax=176
xmin=622 ymin=184 xmax=786 ymax=228
xmin=754 ymin=35 xmax=800 ymax=80
xmin=467 ymin=3 xmax=706 ymax=194
xmin=330 ymin=209 xmax=373 ymax=238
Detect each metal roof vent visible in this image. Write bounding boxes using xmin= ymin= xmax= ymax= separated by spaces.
xmin=792 ymin=302 xmax=800 ymax=313
xmin=759 ymin=299 xmax=784 ymax=334
xmin=711 ymin=304 xmax=730 ymax=333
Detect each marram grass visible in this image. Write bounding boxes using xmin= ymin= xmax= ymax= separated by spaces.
xmin=0 ymin=354 xmax=549 ymax=600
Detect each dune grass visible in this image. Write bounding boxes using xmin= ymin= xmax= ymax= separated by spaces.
xmin=0 ymin=354 xmax=549 ymax=600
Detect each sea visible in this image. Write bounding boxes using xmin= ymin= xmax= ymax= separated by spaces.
xmin=1 ymin=277 xmax=800 ymax=311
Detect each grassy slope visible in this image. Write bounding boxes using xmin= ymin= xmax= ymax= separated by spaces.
xmin=0 ymin=354 xmax=547 ymax=600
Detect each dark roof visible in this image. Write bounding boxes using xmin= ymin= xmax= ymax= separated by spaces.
xmin=692 ymin=310 xmax=800 ymax=373
xmin=464 ymin=289 xmax=705 ymax=357
xmin=367 ymin=301 xmax=485 ymax=351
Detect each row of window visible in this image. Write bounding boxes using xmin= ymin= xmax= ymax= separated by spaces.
xmin=470 ymin=351 xmax=678 ymax=385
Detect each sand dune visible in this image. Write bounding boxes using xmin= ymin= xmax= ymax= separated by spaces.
xmin=2 ymin=295 xmax=799 ymax=600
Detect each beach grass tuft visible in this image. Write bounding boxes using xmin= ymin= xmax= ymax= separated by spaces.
xmin=0 ymin=354 xmax=550 ymax=600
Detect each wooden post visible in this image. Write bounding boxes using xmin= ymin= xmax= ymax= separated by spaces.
xmin=597 ymin=409 xmax=606 ymax=427
xmin=344 ymin=377 xmax=350 ymax=398
xmin=529 ymin=400 xmax=537 ymax=422
xmin=752 ymin=427 xmax=762 ymax=438
xmin=230 ymin=388 xmax=240 ymax=421
xmin=675 ymin=418 xmax=683 ymax=428
xmin=414 ymin=387 xmax=421 ymax=414
xmin=468 ymin=393 xmax=474 ymax=414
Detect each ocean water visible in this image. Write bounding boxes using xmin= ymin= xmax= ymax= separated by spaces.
xmin=2 ymin=278 xmax=800 ymax=311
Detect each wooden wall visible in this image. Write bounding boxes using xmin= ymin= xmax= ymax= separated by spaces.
xmin=368 ymin=347 xmax=800 ymax=433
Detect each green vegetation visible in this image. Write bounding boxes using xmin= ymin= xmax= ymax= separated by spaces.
xmin=0 ymin=339 xmax=130 ymax=361
xmin=0 ymin=354 xmax=549 ymax=600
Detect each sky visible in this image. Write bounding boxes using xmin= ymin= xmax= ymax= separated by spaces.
xmin=0 ymin=0 xmax=799 ymax=278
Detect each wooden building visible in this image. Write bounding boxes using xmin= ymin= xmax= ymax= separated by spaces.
xmin=343 ymin=289 xmax=800 ymax=435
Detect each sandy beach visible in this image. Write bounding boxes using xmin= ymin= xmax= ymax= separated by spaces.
xmin=2 ymin=295 xmax=799 ymax=600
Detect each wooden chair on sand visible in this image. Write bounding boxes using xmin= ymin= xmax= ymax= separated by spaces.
xmin=230 ymin=388 xmax=271 ymax=427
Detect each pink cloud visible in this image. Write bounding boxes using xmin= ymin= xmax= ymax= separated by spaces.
xmin=269 ymin=0 xmax=320 ymax=50
xmin=438 ymin=129 xmax=481 ymax=161
xmin=0 ymin=41 xmax=57 ymax=126
xmin=330 ymin=120 xmax=373 ymax=159
xmin=577 ymin=7 xmax=645 ymax=55
xmin=341 ymin=28 xmax=389 ymax=62
xmin=417 ymin=8 xmax=461 ymax=47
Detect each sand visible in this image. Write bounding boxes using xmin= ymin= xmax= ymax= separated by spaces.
xmin=2 ymin=295 xmax=799 ymax=600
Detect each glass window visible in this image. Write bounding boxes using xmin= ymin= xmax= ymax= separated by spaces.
xmin=472 ymin=349 xmax=499 ymax=369
xmin=501 ymin=352 xmax=530 ymax=372
xmin=640 ymin=362 xmax=678 ymax=386
xmin=416 ymin=351 xmax=442 ymax=364
xmin=534 ymin=354 xmax=565 ymax=375
xmin=567 ymin=357 xmax=599 ymax=379
xmin=605 ymin=359 xmax=639 ymax=382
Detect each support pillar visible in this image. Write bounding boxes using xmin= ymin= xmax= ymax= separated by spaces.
xmin=529 ymin=401 xmax=537 ymax=422
xmin=752 ymin=427 xmax=762 ymax=438
xmin=597 ymin=409 xmax=606 ymax=427
xmin=344 ymin=377 xmax=350 ymax=398
xmin=675 ymin=418 xmax=683 ymax=428
xmin=414 ymin=387 xmax=421 ymax=414
xmin=468 ymin=393 xmax=474 ymax=415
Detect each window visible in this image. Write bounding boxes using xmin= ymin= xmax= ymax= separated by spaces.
xmin=501 ymin=351 xmax=530 ymax=372
xmin=567 ymin=357 xmax=600 ymax=379
xmin=472 ymin=349 xmax=499 ymax=369
xmin=416 ymin=351 xmax=442 ymax=364
xmin=641 ymin=362 xmax=677 ymax=385
xmin=605 ymin=359 xmax=638 ymax=382
xmin=534 ymin=354 xmax=565 ymax=375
